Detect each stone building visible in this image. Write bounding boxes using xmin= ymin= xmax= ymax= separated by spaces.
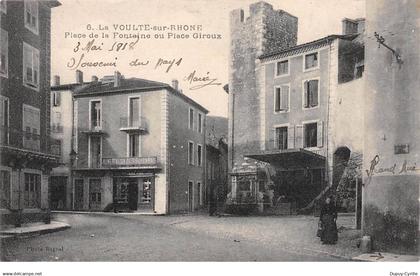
xmin=228 ymin=1 xmax=365 ymax=215
xmin=205 ymin=116 xmax=228 ymax=212
xmin=53 ymin=72 xmax=207 ymax=214
xmin=49 ymin=70 xmax=87 ymax=210
xmin=363 ymin=0 xmax=419 ymax=254
xmin=0 ymin=0 xmax=61 ymax=226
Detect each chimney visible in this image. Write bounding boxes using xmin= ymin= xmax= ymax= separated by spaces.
xmin=53 ymin=75 xmax=60 ymax=86
xmin=114 ymin=71 xmax=121 ymax=87
xmin=75 ymin=70 xmax=83 ymax=84
xmin=342 ymin=18 xmax=358 ymax=35
xmin=91 ymin=75 xmax=98 ymax=82
xmin=171 ymin=79 xmax=179 ymax=91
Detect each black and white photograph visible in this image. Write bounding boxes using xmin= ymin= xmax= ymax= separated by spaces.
xmin=0 ymin=0 xmax=418 ymax=275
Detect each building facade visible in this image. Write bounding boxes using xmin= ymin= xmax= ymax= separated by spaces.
xmin=205 ymin=116 xmax=228 ymax=212
xmin=57 ymin=72 xmax=207 ymax=214
xmin=228 ymin=2 xmax=365 ymax=215
xmin=49 ymin=71 xmax=86 ymax=210
xmin=0 ymin=0 xmax=61 ymax=226
xmin=363 ymin=0 xmax=419 ymax=254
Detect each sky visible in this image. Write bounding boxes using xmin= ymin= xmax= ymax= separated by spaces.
xmin=51 ymin=0 xmax=365 ymax=117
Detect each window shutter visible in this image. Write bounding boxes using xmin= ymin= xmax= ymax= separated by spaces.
xmin=317 ymin=121 xmax=324 ymax=147
xmin=303 ymin=82 xmax=308 ymax=108
xmin=275 ymin=88 xmax=280 ymax=112
xmin=295 ymin=125 xmax=303 ymax=148
xmin=273 ymin=128 xmax=279 ymax=149
xmin=280 ymin=86 xmax=289 ymax=111
xmin=287 ymin=125 xmax=295 ymax=149
xmin=311 ymin=80 xmax=319 ymax=107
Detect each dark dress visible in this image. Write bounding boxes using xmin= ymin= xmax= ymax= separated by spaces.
xmin=319 ymin=202 xmax=338 ymax=244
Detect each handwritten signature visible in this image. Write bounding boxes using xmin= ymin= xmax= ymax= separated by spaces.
xmin=365 ymin=155 xmax=418 ymax=179
xmin=184 ymin=70 xmax=221 ymax=90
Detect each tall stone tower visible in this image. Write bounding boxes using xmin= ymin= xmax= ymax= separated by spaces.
xmin=228 ymin=2 xmax=298 ymax=175
xmin=363 ymin=0 xmax=419 ymax=254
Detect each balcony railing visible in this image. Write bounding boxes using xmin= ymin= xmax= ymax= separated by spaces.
xmin=102 ymin=156 xmax=158 ymax=168
xmin=119 ymin=117 xmax=148 ymax=133
xmin=0 ymin=126 xmax=61 ymax=156
xmin=81 ymin=121 xmax=107 ymax=135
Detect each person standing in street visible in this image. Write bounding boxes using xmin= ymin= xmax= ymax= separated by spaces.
xmin=319 ymin=196 xmax=338 ymax=244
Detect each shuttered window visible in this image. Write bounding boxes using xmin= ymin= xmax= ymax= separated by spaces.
xmin=303 ymin=79 xmax=319 ymax=108
xmin=274 ymin=85 xmax=290 ymax=112
xmin=23 ymin=42 xmax=40 ymax=89
xmin=275 ymin=127 xmax=288 ymax=150
xmin=304 ymin=52 xmax=318 ymax=70
xmin=23 ymin=105 xmax=40 ymax=151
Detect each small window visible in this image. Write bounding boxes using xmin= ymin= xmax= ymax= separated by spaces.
xmin=197 ymin=144 xmax=202 ymax=166
xmin=304 ymin=122 xmax=317 ymax=148
xmin=274 ymin=85 xmax=289 ymax=112
xmin=188 ymin=141 xmax=194 ymax=165
xmin=23 ymin=42 xmax=40 ymax=89
xmin=303 ymin=79 xmax=319 ymax=108
xmin=275 ymin=126 xmax=288 ymax=150
xmin=24 ymin=0 xmax=38 ymax=35
xmin=189 ymin=108 xmax=194 ymax=129
xmin=276 ymin=60 xmax=289 ymax=76
xmin=304 ymin=53 xmax=318 ymax=70
xmin=0 ymin=29 xmax=8 ymax=77
xmin=52 ymin=92 xmax=61 ymax=106
xmin=197 ymin=113 xmax=203 ymax=133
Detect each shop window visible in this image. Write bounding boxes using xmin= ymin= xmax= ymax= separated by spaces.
xmin=0 ymin=170 xmax=10 ymax=208
xmin=24 ymin=173 xmax=41 ymax=208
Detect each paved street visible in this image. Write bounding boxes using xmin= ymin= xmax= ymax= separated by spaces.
xmin=1 ymin=213 xmax=358 ymax=261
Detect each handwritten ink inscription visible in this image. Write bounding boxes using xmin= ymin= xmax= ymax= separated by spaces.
xmin=365 ymin=154 xmax=418 ymax=179
xmin=184 ymin=70 xmax=222 ymax=90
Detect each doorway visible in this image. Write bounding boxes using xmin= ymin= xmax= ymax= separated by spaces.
xmin=74 ymin=179 xmax=84 ymax=210
xmin=89 ymin=179 xmax=102 ymax=210
xmin=50 ymin=176 xmax=67 ymax=210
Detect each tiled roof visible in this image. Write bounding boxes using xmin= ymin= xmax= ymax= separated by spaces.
xmin=259 ymin=34 xmax=360 ymax=62
xmin=72 ymin=77 xmax=208 ymax=113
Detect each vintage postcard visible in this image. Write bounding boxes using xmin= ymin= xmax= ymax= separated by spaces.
xmin=0 ymin=0 xmax=419 ymax=275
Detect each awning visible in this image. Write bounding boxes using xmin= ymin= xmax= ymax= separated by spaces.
xmin=245 ymin=148 xmax=326 ymax=169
